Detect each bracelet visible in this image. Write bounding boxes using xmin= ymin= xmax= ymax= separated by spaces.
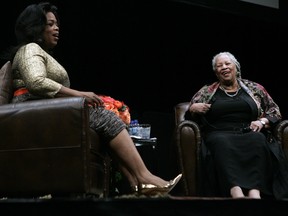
xmin=259 ymin=120 xmax=266 ymax=126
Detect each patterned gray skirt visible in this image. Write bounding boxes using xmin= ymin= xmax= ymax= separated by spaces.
xmin=89 ymin=106 xmax=127 ymax=143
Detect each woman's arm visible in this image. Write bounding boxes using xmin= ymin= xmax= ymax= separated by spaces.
xmin=55 ymin=86 xmax=103 ymax=107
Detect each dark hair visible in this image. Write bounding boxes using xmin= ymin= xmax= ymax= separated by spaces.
xmin=15 ymin=2 xmax=59 ymax=46
xmin=1 ymin=2 xmax=59 ymax=61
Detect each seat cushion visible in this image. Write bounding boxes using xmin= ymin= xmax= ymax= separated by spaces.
xmin=0 ymin=61 xmax=13 ymax=105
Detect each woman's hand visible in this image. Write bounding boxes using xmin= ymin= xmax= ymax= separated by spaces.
xmin=189 ymin=103 xmax=211 ymax=114
xmin=80 ymin=91 xmax=104 ymax=107
xmin=250 ymin=118 xmax=268 ymax=132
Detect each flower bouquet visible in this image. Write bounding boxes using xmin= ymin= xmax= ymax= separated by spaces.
xmin=99 ymin=95 xmax=131 ymax=125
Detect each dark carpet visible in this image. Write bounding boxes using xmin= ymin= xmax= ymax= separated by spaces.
xmin=1 ymin=195 xmax=288 ymax=216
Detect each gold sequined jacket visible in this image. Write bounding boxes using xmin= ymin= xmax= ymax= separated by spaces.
xmin=11 ymin=42 xmax=70 ymax=101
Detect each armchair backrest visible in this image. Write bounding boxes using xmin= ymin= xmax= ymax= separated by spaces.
xmin=174 ymin=102 xmax=190 ymax=126
xmin=0 ymin=61 xmax=13 ymax=105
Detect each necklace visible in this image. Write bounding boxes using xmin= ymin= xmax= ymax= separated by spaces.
xmin=219 ymin=86 xmax=240 ymax=97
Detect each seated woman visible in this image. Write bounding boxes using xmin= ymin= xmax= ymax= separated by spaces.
xmin=2 ymin=2 xmax=181 ymax=196
xmin=187 ymin=51 xmax=288 ymax=199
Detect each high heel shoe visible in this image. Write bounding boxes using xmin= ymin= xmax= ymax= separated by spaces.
xmin=137 ymin=173 xmax=182 ymax=196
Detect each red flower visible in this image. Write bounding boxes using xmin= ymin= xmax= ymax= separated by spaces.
xmin=99 ymin=95 xmax=131 ymax=125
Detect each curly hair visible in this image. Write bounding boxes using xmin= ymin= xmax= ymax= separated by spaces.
xmin=212 ymin=51 xmax=242 ymax=78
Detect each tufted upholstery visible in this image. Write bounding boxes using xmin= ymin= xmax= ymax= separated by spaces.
xmin=173 ymin=102 xmax=288 ymax=196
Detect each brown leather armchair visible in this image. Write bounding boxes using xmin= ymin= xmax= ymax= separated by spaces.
xmin=173 ymin=102 xmax=288 ymax=196
xmin=0 ymin=96 xmax=112 ymax=198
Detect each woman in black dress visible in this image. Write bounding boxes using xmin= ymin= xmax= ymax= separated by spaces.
xmin=187 ymin=51 xmax=283 ymax=199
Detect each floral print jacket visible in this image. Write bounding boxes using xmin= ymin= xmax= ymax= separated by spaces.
xmin=189 ymin=78 xmax=282 ymax=127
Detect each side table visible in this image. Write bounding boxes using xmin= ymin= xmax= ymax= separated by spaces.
xmin=132 ymin=137 xmax=158 ymax=175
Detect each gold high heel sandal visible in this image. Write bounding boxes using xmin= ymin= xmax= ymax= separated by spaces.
xmin=137 ymin=173 xmax=182 ymax=196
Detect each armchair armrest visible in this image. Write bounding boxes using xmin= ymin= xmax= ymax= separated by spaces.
xmin=174 ymin=119 xmax=202 ymax=196
xmin=0 ymin=97 xmax=109 ymax=197
xmin=0 ymin=97 xmax=91 ymax=150
xmin=274 ymin=120 xmax=288 ymax=158
xmin=173 ymin=102 xmax=202 ymax=196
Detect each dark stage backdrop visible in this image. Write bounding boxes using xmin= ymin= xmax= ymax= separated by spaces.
xmin=1 ymin=0 xmax=287 ymax=178
xmin=1 ymin=0 xmax=287 ymax=117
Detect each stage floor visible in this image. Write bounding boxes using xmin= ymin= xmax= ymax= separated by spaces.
xmin=1 ymin=195 xmax=288 ymax=215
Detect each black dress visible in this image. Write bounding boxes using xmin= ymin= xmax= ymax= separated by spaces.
xmin=201 ymin=88 xmax=274 ymax=197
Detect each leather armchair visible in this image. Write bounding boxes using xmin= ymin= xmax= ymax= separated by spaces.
xmin=0 ymin=96 xmax=112 ymax=198
xmin=173 ymin=102 xmax=288 ymax=196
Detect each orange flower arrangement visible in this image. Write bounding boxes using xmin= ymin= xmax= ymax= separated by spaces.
xmin=99 ymin=95 xmax=131 ymax=125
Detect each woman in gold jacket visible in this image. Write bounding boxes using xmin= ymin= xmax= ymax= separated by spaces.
xmin=5 ymin=2 xmax=182 ymax=196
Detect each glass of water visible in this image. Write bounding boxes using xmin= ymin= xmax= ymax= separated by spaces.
xmin=138 ymin=124 xmax=151 ymax=139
